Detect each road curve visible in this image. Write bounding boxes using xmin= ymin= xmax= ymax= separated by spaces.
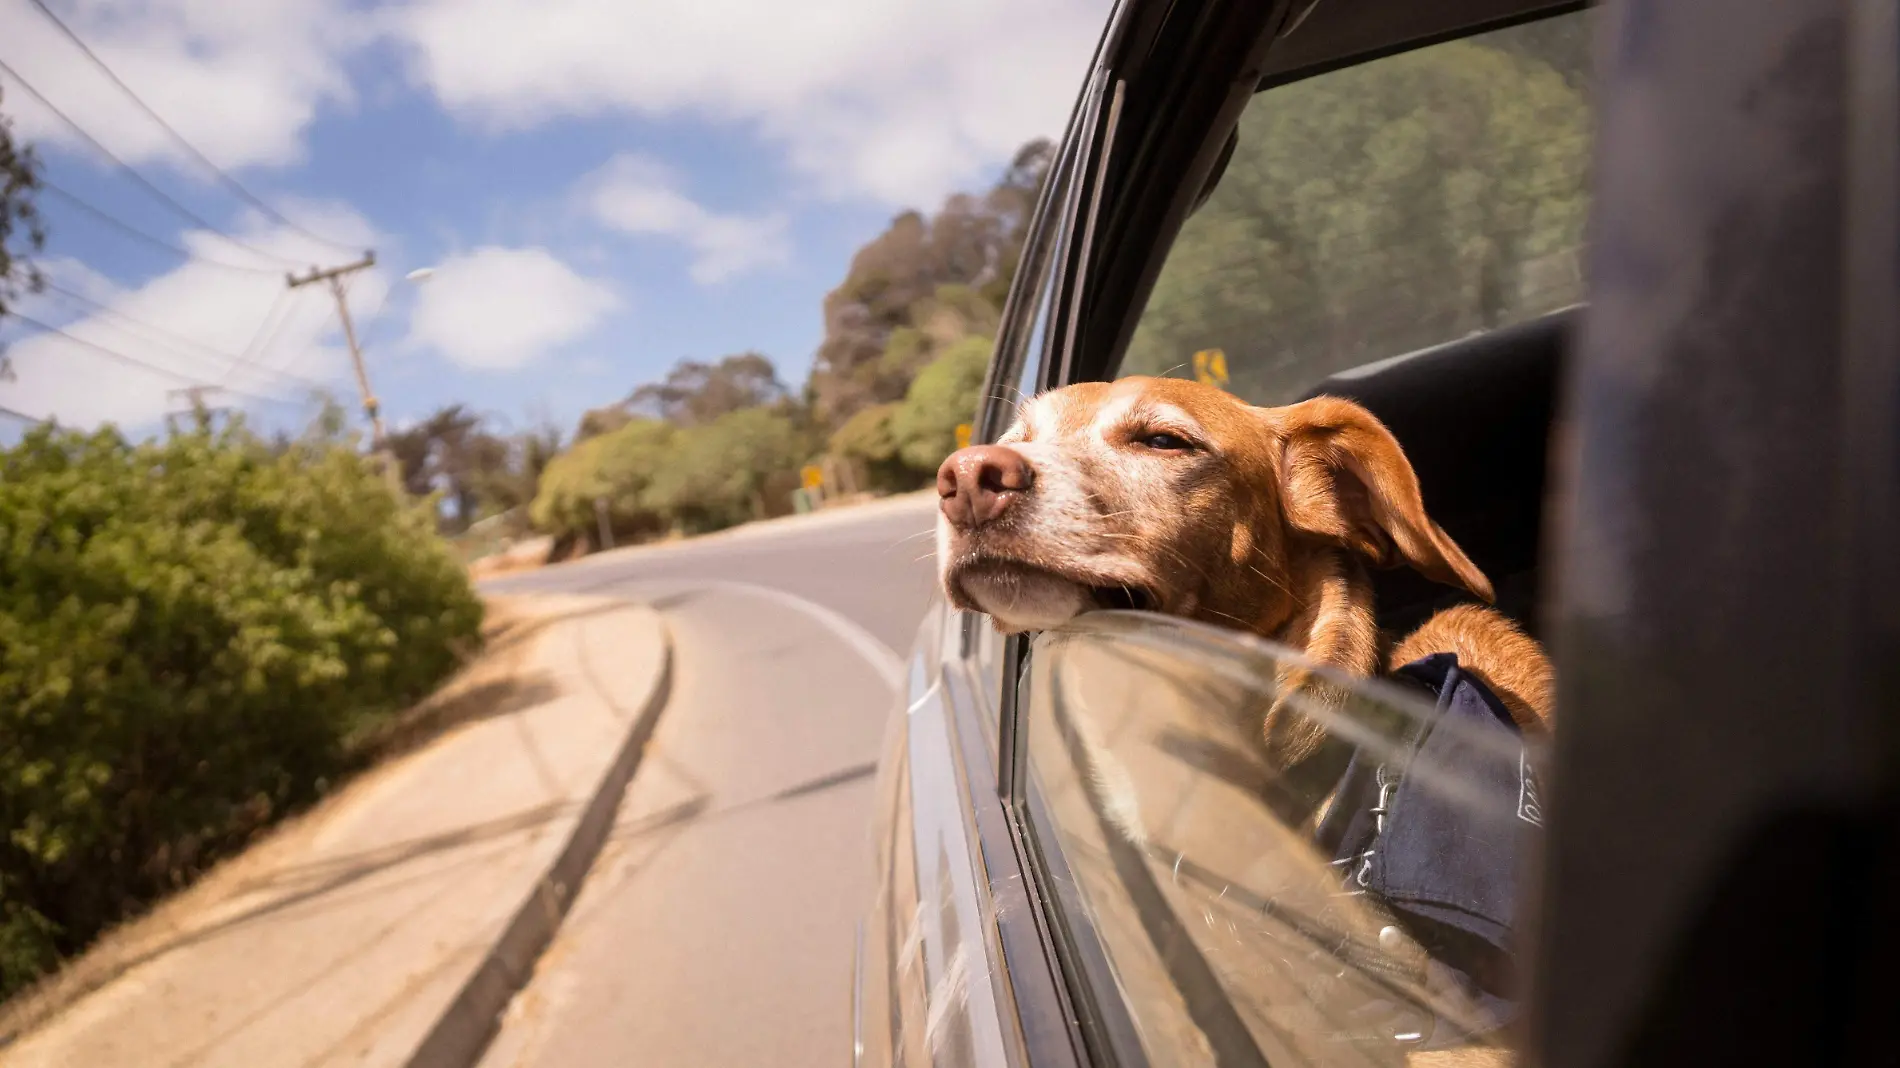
xmin=475 ymin=495 xmax=940 ymax=1068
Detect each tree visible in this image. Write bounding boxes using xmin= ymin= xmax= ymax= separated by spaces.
xmin=530 ymin=418 xmax=675 ymax=543
xmin=0 ymin=90 xmax=43 ymax=319
xmin=385 ymin=423 xmax=438 ymax=498
xmin=889 ymin=336 xmax=992 ymax=472
xmin=975 ymin=139 xmax=1055 ymax=307
xmin=627 ymin=351 xmax=789 ymax=427
xmin=417 ymin=404 xmax=486 ymax=530
xmin=387 ymin=407 xmax=561 ymax=534
xmin=830 ymin=402 xmax=915 ymax=493
xmin=644 ymin=407 xmax=809 ymax=533
xmin=806 ymin=140 xmax=1052 ymax=430
xmin=574 ymin=404 xmax=632 ymax=442
xmin=468 ymin=419 xmax=563 ymax=523
xmin=1 ymin=88 xmax=47 ymax=382
xmin=1120 ymin=34 xmax=1591 ymax=405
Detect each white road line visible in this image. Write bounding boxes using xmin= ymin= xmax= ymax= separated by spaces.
xmin=648 ymin=578 xmax=907 ymax=691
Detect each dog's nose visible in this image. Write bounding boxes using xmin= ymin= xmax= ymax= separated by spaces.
xmin=938 ymin=445 xmax=1033 ymax=529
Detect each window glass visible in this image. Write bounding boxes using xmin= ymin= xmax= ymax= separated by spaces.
xmin=1119 ymin=15 xmax=1593 ymax=402
xmin=1025 ymin=615 xmax=1549 ymax=1066
xmin=969 ymin=145 xmax=1074 ymax=735
xmin=969 ymin=259 xmax=1059 ymax=722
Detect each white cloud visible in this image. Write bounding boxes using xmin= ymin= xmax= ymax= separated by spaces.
xmin=1 ymin=0 xmax=1107 ymax=211
xmin=0 ymin=0 xmax=360 ymax=172
xmin=393 ymin=0 xmax=1108 ymax=206
xmin=1 ymin=201 xmax=387 ymax=430
xmin=402 ymin=246 xmax=617 ymax=371
xmin=581 ymin=154 xmax=789 ymax=284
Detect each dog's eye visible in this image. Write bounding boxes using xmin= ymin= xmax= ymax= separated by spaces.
xmin=1137 ymin=432 xmax=1193 ymax=452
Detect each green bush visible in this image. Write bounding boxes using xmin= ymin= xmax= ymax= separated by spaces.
xmin=645 ymin=407 xmax=809 ymax=533
xmin=0 ymin=419 xmax=483 ymax=998
xmin=889 ymin=336 xmax=992 ymax=472
xmin=529 ymin=418 xmax=676 ymax=543
xmin=828 ymin=402 xmax=919 ymax=494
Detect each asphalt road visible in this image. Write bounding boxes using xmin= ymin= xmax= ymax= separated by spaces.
xmin=474 ymin=494 xmax=941 ymax=1068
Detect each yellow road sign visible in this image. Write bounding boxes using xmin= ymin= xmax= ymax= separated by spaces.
xmin=800 ymin=464 xmax=824 ymax=491
xmin=1192 ymin=348 xmax=1230 ymax=389
xmin=954 ymin=423 xmax=973 ymax=449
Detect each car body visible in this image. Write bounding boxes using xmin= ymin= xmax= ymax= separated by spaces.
xmin=853 ymin=0 xmax=1900 ymax=1065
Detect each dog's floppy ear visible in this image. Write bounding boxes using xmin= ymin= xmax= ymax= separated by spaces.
xmin=1266 ymin=396 xmax=1494 ymax=602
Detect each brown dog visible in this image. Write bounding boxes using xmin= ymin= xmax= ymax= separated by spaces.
xmin=936 ymin=375 xmax=1554 ymax=754
xmin=935 ymin=376 xmax=1550 ymax=1065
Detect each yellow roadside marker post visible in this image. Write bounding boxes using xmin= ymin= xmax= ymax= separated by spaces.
xmin=1192 ymin=348 xmax=1230 ymax=389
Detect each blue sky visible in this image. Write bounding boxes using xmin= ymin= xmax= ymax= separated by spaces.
xmin=0 ymin=0 xmax=1107 ymax=440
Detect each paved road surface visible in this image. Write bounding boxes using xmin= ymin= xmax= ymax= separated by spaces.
xmin=475 ymin=495 xmax=940 ymax=1067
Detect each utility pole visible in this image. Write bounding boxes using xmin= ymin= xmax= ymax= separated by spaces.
xmin=288 ymin=253 xmax=400 ymax=491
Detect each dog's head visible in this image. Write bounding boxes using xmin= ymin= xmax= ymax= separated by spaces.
xmin=937 ymin=377 xmax=1492 ymax=761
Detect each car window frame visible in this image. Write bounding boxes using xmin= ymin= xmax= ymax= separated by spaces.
xmin=961 ymin=95 xmax=1089 ymax=746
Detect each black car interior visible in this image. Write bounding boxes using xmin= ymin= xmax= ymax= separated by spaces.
xmin=1296 ymin=307 xmax=1571 ymax=642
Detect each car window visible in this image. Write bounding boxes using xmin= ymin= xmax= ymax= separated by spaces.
xmin=1023 ymin=614 xmax=1548 ymax=1067
xmin=1014 ymin=14 xmax=1593 ymax=1066
xmin=1117 ymin=14 xmax=1594 ymax=402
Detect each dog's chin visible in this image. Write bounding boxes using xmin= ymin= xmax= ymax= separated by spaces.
xmin=949 ymin=558 xmax=1160 ymax=634
xmin=955 ymin=563 xmax=1089 ymax=633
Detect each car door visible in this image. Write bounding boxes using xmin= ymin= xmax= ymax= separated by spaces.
xmin=860 ymin=1 xmax=1596 ymax=1066
xmin=998 ymin=7 xmax=1595 ymax=1066
xmin=867 ymin=0 xmax=1900 ymax=1065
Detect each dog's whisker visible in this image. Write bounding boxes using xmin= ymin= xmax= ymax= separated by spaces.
xmin=1250 ymin=563 xmax=1293 ymax=597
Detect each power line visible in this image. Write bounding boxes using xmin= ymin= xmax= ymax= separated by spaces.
xmin=250 ymin=289 xmax=331 ymax=385
xmin=21 ymin=0 xmax=361 ymax=256
xmin=219 ymin=288 xmax=314 ymax=389
xmin=39 ymin=280 xmax=325 ymax=390
xmin=0 ymin=403 xmax=49 ymax=424
xmin=0 ymin=56 xmax=299 ymax=270
xmin=8 ymin=311 xmax=292 ymax=404
xmin=37 ymin=180 xmax=280 ymax=275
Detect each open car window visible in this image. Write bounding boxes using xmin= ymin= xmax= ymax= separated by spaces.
xmin=1116 ymin=14 xmax=1594 ymax=403
xmin=1012 ymin=10 xmax=1597 ymax=1067
xmin=1025 ymin=614 xmax=1549 ymax=1066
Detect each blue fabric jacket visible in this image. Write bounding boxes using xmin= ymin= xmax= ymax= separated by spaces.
xmin=1314 ymin=652 xmax=1545 ymax=1050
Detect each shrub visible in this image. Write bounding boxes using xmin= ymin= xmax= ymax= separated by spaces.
xmin=644 ymin=407 xmax=808 ymax=533
xmin=0 ymin=418 xmax=482 ymax=998
xmin=828 ymin=402 xmax=919 ymax=494
xmin=889 ymin=336 xmax=993 ymax=472
xmin=529 ymin=418 xmax=675 ymax=544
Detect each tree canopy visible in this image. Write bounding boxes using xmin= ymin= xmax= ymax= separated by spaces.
xmin=0 ymin=88 xmax=43 ymax=327
xmin=1122 ymin=31 xmax=1591 ymax=404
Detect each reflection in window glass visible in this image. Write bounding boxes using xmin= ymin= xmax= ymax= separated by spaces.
xmin=969 ymin=149 xmax=1071 ymax=739
xmin=1120 ymin=16 xmax=1593 ymax=404
xmin=1026 ymin=615 xmax=1548 ymax=1067
xmin=989 ymin=168 xmax=1067 ymax=437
